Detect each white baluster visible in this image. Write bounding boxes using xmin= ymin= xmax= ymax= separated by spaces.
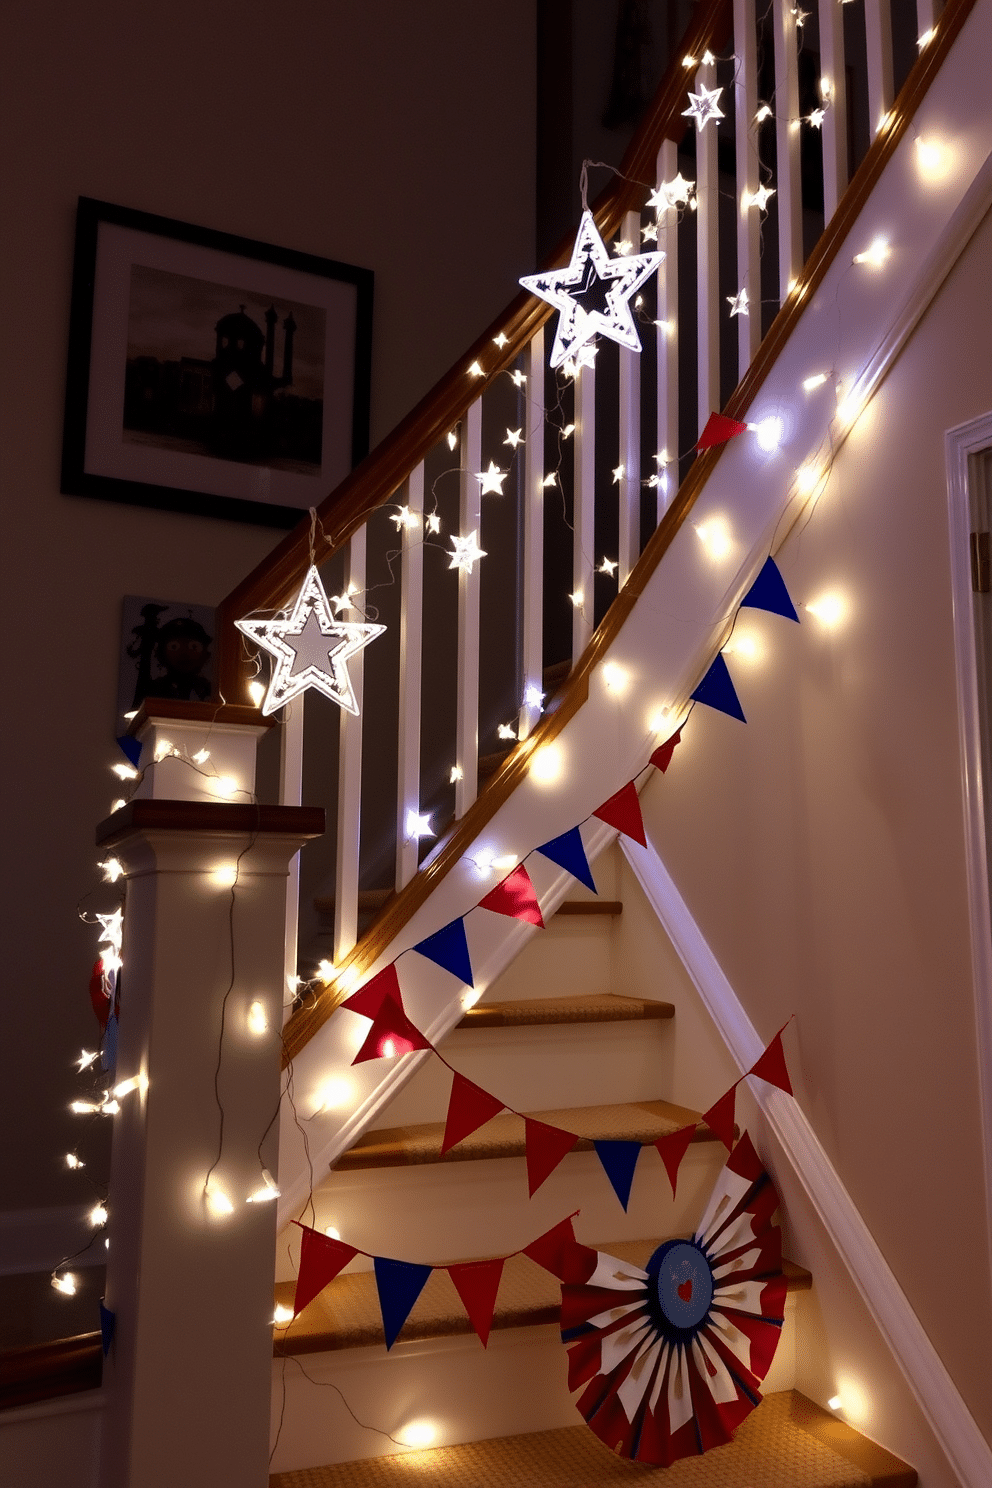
xmin=818 ymin=0 xmax=849 ymax=219
xmin=695 ymin=55 xmax=720 ymax=428
xmin=864 ymin=0 xmax=895 ymax=135
xmin=734 ymin=0 xmax=761 ymax=378
xmin=572 ymin=359 xmax=595 ymax=664
xmin=455 ymin=398 xmax=482 ymax=818
xmin=519 ymin=328 xmax=545 ymax=740
xmin=655 ymin=138 xmax=679 ymax=523
xmin=334 ymin=531 xmax=367 ymax=964
xmin=774 ymin=0 xmax=803 ymax=301
xmin=396 ymin=463 xmax=424 ymax=889
xmin=279 ymin=695 xmax=304 ymax=1017
xmin=618 ymin=209 xmax=642 ymax=585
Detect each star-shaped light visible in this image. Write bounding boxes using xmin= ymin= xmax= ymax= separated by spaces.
xmin=476 ymin=460 xmax=508 ymax=495
xmin=522 ymin=684 xmax=544 ymax=709
xmin=613 ymin=239 xmax=633 ymax=256
xmin=807 ymin=108 xmax=826 ymax=129
xmin=236 ymin=566 xmax=386 ymax=717
xmin=641 ymin=221 xmax=658 ymax=243
xmin=754 ymin=103 xmax=773 ymax=123
xmin=647 ymin=174 xmax=695 ymax=212
xmin=425 ymin=512 xmax=441 ymax=534
xmin=746 ymin=183 xmax=776 ymax=212
xmin=448 ymin=531 xmax=487 ymax=574
xmin=598 ymin=557 xmax=618 ymax=576
xmin=497 ymin=723 xmax=516 ymax=741
xmin=520 ymin=210 xmax=663 ymax=369
xmin=492 ymin=332 xmax=509 ymax=348
xmin=504 ymin=427 xmax=524 ymax=448
xmin=405 ymin=809 xmax=433 ymax=840
xmin=792 ymin=6 xmax=810 ymax=25
xmin=77 ymin=1050 xmax=99 ymax=1072
xmin=389 ymin=505 xmax=418 ymax=530
xmin=727 ymin=288 xmax=749 ymax=317
xmin=612 ymin=464 xmax=625 ymax=484
xmin=96 ymin=910 xmax=123 ymax=953
xmin=510 ymin=369 xmax=527 ymax=388
xmin=682 ymin=82 xmax=724 ymax=131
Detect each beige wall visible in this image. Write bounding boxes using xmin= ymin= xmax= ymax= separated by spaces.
xmin=641 ymin=204 xmax=992 ymax=1440
xmin=0 ymin=0 xmax=535 ymax=1233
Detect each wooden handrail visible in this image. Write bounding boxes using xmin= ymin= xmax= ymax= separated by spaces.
xmin=0 ymin=1332 xmax=102 ymax=1410
xmin=277 ymin=0 xmax=977 ymax=1064
xmin=214 ymin=0 xmax=735 ymax=700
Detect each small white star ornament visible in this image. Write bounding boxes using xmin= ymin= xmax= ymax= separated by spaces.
xmin=448 ymin=531 xmax=487 ymax=573
xmin=519 ymin=210 xmax=663 ymax=370
xmin=683 ymin=81 xmax=724 ymax=130
xmin=236 ymin=566 xmax=385 ymax=717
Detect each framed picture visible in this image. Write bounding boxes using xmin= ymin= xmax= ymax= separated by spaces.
xmin=61 ymin=197 xmax=373 ymax=528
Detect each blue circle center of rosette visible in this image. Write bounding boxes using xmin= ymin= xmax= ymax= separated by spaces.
xmin=646 ymin=1239 xmax=714 ymax=1331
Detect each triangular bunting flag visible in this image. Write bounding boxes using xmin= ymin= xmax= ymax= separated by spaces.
xmin=373 ymin=1255 xmax=433 ymax=1349
xmin=441 ymin=1072 xmax=505 ymax=1154
xmin=748 ymin=1024 xmax=793 ymax=1096
xmin=650 ymin=727 xmax=682 ymax=774
xmin=414 ymin=919 xmax=474 ymax=987
xmin=523 ymin=1215 xmax=597 ymax=1283
xmin=446 ymin=1257 xmax=505 ymax=1347
xmin=655 ymin=1124 xmax=697 ymax=1199
xmin=99 ymin=1301 xmax=116 ymax=1357
xmin=593 ymin=1140 xmax=642 ymax=1211
xmin=741 ymin=555 xmax=799 ymax=622
xmin=691 ymin=653 xmax=746 ymax=723
xmin=116 ymin=734 xmax=142 ymax=768
xmin=702 ymin=1082 xmax=739 ymax=1150
xmin=592 ymin=781 xmax=647 ymax=848
xmin=341 ymin=963 xmax=404 ymax=1020
xmin=524 ymin=1118 xmax=579 ymax=1197
xmin=352 ymin=994 xmax=432 ymax=1064
xmin=89 ymin=960 xmax=111 ymax=1031
xmin=535 ymin=826 xmax=597 ymax=894
xmin=293 ymin=1225 xmax=359 ymax=1315
xmin=478 ymin=865 xmax=545 ymax=928
xmin=696 ymin=412 xmax=749 ymax=451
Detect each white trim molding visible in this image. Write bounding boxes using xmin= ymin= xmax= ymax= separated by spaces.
xmin=621 ymin=835 xmax=992 ymax=1488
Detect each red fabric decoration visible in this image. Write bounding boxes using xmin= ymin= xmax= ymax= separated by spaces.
xmin=478 ymin=865 xmax=545 ymax=928
xmin=293 ymin=1225 xmax=358 ymax=1315
xmin=524 ymin=1119 xmax=579 ymax=1196
xmin=341 ymin=964 xmax=404 ymax=1020
xmin=747 ymin=1025 xmax=793 ymax=1096
xmin=446 ymin=1257 xmax=505 ymax=1347
xmin=650 ymin=727 xmax=683 ymax=774
xmin=523 ymin=1215 xmax=597 ymax=1283
xmin=352 ymin=995 xmax=433 ymax=1064
xmin=655 ymin=1123 xmax=698 ymax=1199
xmin=592 ymin=781 xmax=647 ymax=848
xmin=701 ymin=1082 xmax=739 ymax=1150
xmin=441 ymin=1073 xmax=505 ymax=1155
xmin=88 ymin=959 xmax=111 ymax=1032
xmin=695 ymin=412 xmax=749 ymax=451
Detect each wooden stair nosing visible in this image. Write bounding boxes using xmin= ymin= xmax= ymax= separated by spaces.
xmin=457 ymin=993 xmax=674 ymax=1029
xmin=335 ymin=1099 xmax=723 ymax=1172
xmin=313 ymin=894 xmax=621 ymax=923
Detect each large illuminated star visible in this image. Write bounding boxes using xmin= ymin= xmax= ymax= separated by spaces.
xmin=519 ymin=210 xmax=663 ymax=369
xmin=682 ymin=81 xmax=724 ymax=131
xmin=95 ymin=910 xmax=123 ymax=953
xmin=236 ymin=566 xmax=385 ymax=717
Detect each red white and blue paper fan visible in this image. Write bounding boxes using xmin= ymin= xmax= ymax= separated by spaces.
xmin=560 ymin=1132 xmax=787 ymax=1466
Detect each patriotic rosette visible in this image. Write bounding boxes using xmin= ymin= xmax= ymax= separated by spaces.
xmin=560 ymin=1133 xmax=787 ymax=1465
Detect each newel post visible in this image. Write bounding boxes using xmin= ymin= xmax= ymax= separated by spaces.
xmin=95 ymin=703 xmax=323 ymax=1488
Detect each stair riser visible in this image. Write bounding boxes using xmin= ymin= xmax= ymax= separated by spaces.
xmin=276 ymin=1142 xmax=729 ymax=1282
xmin=479 ymin=915 xmax=615 ymax=1005
xmin=270 ymin=1297 xmax=800 ymax=1471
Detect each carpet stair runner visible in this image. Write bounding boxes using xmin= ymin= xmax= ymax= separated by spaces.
xmin=457 ymin=991 xmax=672 ymax=1028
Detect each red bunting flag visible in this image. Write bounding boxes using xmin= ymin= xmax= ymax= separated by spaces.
xmin=441 ymin=1073 xmax=505 ymax=1155
xmin=446 ymin=1257 xmax=505 ymax=1347
xmin=592 ymin=781 xmax=647 ymax=848
xmin=478 ymin=864 xmax=545 ymax=928
xmin=524 ymin=1214 xmax=597 ymax=1283
xmin=88 ymin=960 xmax=111 ymax=1031
xmin=352 ymin=994 xmax=433 ymax=1064
xmin=524 ymin=1118 xmax=580 ymax=1197
xmin=696 ymin=412 xmax=749 ymax=451
xmin=650 ymin=727 xmax=683 ymax=775
xmin=341 ymin=963 xmax=404 ymax=1020
xmin=702 ymin=1082 xmax=739 ymax=1150
xmin=293 ymin=1225 xmax=358 ymax=1315
xmin=747 ymin=1024 xmax=793 ymax=1095
xmin=655 ymin=1123 xmax=697 ymax=1199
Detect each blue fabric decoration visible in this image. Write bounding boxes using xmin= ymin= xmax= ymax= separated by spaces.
xmin=534 ymin=826 xmax=597 ymax=894
xmin=99 ymin=1302 xmax=116 ymax=1357
xmin=116 ymin=735 xmax=142 ymax=768
xmin=593 ymin=1140 xmax=643 ymax=1211
xmin=414 ymin=919 xmax=474 ymax=988
xmin=691 ymin=654 xmax=746 ymax=723
xmin=373 ymin=1256 xmax=433 ymax=1349
xmin=740 ymin=556 xmax=799 ymax=622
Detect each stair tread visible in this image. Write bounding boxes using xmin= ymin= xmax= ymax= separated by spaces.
xmin=268 ymin=1391 xmax=916 ymax=1486
xmin=337 ymin=1098 xmax=722 ymax=1171
xmin=457 ymin=993 xmax=674 ymax=1028
xmin=273 ymin=1239 xmax=810 ymax=1357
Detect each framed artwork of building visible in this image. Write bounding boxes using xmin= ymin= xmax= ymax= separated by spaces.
xmin=61 ymin=197 xmax=373 ymax=528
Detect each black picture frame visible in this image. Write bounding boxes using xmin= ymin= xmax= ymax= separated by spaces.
xmin=61 ymin=197 xmax=373 ymax=529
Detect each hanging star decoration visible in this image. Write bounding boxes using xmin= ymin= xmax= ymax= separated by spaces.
xmin=807 ymin=107 xmax=826 ymax=129
xmin=476 ymin=461 xmax=508 ymax=495
xmin=236 ymin=566 xmax=385 ymax=717
xmin=682 ymin=81 xmax=724 ymax=131
xmin=519 ymin=210 xmax=663 ymax=370
xmin=727 ymin=288 xmax=749 ymax=318
xmin=448 ymin=531 xmax=487 ymax=574
xmin=647 ymin=174 xmax=695 ymax=212
xmin=746 ymin=183 xmax=775 ymax=212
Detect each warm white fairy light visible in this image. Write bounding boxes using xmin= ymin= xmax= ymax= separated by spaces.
xmin=743 ymin=184 xmax=775 ymax=212
xmin=682 ymin=53 xmax=697 ymax=68
xmin=71 ymin=1100 xmax=102 ymax=1115
xmin=65 ymin=1153 xmax=84 ymax=1170
xmin=598 ymin=557 xmax=618 ymax=577
xmin=111 ymin=799 xmax=127 ymax=814
xmin=751 ymin=415 xmax=783 ymax=451
xmin=828 ymin=1395 xmax=843 ymax=1411
xmin=754 ymin=103 xmax=772 ymax=123
xmin=542 ymin=473 xmax=558 ymax=488
xmin=101 ymin=1099 xmax=120 ymax=1116
xmin=112 ymin=762 xmax=138 ymax=781
xmin=468 ymin=361 xmax=484 ymax=378
xmin=286 ymin=974 xmax=302 ymax=998
xmin=807 ymin=108 xmax=826 ymax=129
xmin=504 ymin=427 xmax=523 ymax=448
xmin=529 ymin=743 xmax=563 ymax=784
xmin=727 ymin=289 xmax=748 ymax=318
xmin=192 ymin=748 xmax=210 ymax=764
xmin=449 ymin=764 xmax=463 ymax=784
xmin=791 ymin=7 xmax=809 ymax=27
xmin=497 ymin=723 xmax=516 ymax=741
xmin=648 ymin=173 xmax=695 ymax=211
xmin=916 ymin=27 xmax=936 ymax=49
xmin=316 ymin=959 xmax=336 ymax=984
xmin=640 ymin=221 xmax=658 ymax=243
xmin=112 ymin=1074 xmax=145 ymax=1099
xmin=803 ymin=372 xmax=829 ymax=393
xmin=602 ymin=663 xmax=628 ymax=694
xmin=510 ymin=369 xmax=527 ymax=388
xmin=446 ymin=429 xmax=458 ymax=451
xmin=425 ymin=513 xmax=442 ymax=535
xmin=612 ymin=464 xmax=624 ymax=484
xmin=915 ymin=136 xmax=949 ymax=179
xmin=324 ymin=1226 xmax=341 ymax=1240
xmin=101 ymin=857 xmax=124 ymax=883
xmin=247 ymin=1000 xmax=268 ymax=1035
xmin=204 ymin=1182 xmax=235 ymax=1218
xmin=390 ymin=505 xmax=419 ymax=530
xmin=273 ymin=1304 xmax=294 ymax=1326
xmin=448 ymin=531 xmax=487 ymax=574
xmin=806 ymin=592 xmax=848 ymax=628
xmin=76 ymin=1050 xmax=99 ymax=1072
xmin=696 ymin=518 xmax=733 ymax=561
xmin=795 ymin=462 xmax=824 ymax=496
xmin=522 ymin=683 xmax=544 ymax=709
xmin=492 ymin=332 xmax=508 ymax=348
xmin=51 ymin=1273 xmax=78 ymax=1296
xmin=820 ymin=77 xmax=832 ymax=100
xmin=153 ymin=738 xmax=175 ymax=762
xmin=568 ymin=590 xmax=584 ymax=609
xmin=405 ymin=809 xmax=433 ymax=840
xmin=399 ymin=1421 xmax=437 ymax=1449
xmin=89 ymin=1203 xmax=108 ymax=1227
xmin=248 ymin=680 xmax=266 ymax=707
xmin=561 ymin=423 xmax=575 ymax=438
xmin=95 ymin=909 xmax=122 ymax=950
xmin=613 ymin=239 xmax=633 ymax=256
xmin=476 ymin=461 xmax=508 ymax=496
xmin=246 ymin=1169 xmax=280 ymax=1203
xmin=461 ymin=988 xmax=482 ymax=1011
